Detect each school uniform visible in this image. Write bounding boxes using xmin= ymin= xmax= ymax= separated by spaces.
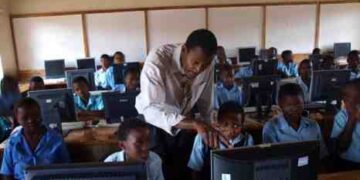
xmin=234 ymin=66 xmax=253 ymax=79
xmin=277 ymin=62 xmax=298 ymax=77
xmin=105 ymin=150 xmax=164 ymax=180
xmin=214 ymin=83 xmax=244 ymax=109
xmin=73 ymin=94 xmax=104 ymax=111
xmin=0 ymin=127 xmax=70 ymax=180
xmin=349 ymin=69 xmax=360 ymax=80
xmin=295 ymin=76 xmax=311 ymax=102
xmin=263 ymin=114 xmax=328 ymax=158
xmin=94 ymin=68 xmax=112 ymax=90
xmin=214 ymin=56 xmax=232 ymax=65
xmin=331 ymin=110 xmax=360 ymax=163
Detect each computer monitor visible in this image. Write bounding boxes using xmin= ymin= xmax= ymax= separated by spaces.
xmin=25 ymin=162 xmax=147 ymax=180
xmin=238 ymin=47 xmax=256 ymax=65
xmin=252 ymin=60 xmax=278 ymax=76
xmin=44 ymin=59 xmax=65 ymax=79
xmin=259 ymin=49 xmax=268 ymax=61
xmin=211 ymin=141 xmax=319 ymax=180
xmin=29 ymin=88 xmax=76 ymax=133
xmin=310 ymin=70 xmax=351 ymax=102
xmin=113 ymin=62 xmax=141 ymax=85
xmin=103 ymin=91 xmax=139 ymax=124
xmin=65 ymin=69 xmax=96 ymax=91
xmin=77 ymin=58 xmax=96 ymax=71
xmin=334 ymin=42 xmax=351 ymax=59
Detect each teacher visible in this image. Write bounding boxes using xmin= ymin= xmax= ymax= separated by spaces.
xmin=135 ymin=29 xmax=230 ymax=179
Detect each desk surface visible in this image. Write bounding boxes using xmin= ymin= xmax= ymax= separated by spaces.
xmin=319 ymin=170 xmax=360 ymax=180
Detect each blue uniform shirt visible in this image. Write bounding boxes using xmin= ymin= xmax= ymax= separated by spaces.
xmin=0 ymin=128 xmax=70 ymax=180
xmin=94 ymin=68 xmax=113 ymax=89
xmin=234 ymin=66 xmax=253 ymax=79
xmin=214 ymin=83 xmax=244 ymax=109
xmin=277 ymin=62 xmax=298 ymax=77
xmin=263 ymin=114 xmax=328 ymax=158
xmin=331 ymin=110 xmax=360 ymax=163
xmin=74 ymin=94 xmax=104 ymax=111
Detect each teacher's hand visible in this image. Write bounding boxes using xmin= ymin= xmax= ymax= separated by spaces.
xmin=193 ymin=120 xmax=232 ymax=149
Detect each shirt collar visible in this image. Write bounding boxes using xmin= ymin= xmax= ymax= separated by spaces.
xmin=277 ymin=114 xmax=310 ymax=131
xmin=173 ymin=44 xmax=185 ymax=74
xmin=219 ymin=133 xmax=245 ymax=149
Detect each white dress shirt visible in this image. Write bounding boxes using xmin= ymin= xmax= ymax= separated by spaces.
xmin=135 ymin=44 xmax=214 ymax=135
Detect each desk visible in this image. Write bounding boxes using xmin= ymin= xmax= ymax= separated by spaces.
xmin=19 ymin=81 xmax=67 ymax=93
xmin=319 ymin=170 xmax=360 ymax=180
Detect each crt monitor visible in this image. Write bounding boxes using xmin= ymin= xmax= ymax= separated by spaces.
xmin=334 ymin=42 xmax=351 ymax=59
xmin=77 ymin=58 xmax=96 ymax=71
xmin=44 ymin=59 xmax=65 ymax=79
xmin=65 ymin=69 xmax=96 ymax=91
xmin=252 ymin=60 xmax=278 ymax=76
xmin=113 ymin=62 xmax=141 ymax=85
xmin=25 ymin=162 xmax=147 ymax=180
xmin=211 ymin=141 xmax=319 ymax=180
xmin=103 ymin=91 xmax=139 ymax=124
xmin=310 ymin=70 xmax=351 ymax=102
xmin=238 ymin=47 xmax=256 ymax=64
xmin=29 ymin=88 xmax=76 ymax=133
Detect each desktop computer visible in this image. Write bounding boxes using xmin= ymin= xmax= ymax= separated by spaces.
xmin=252 ymin=60 xmax=278 ymax=76
xmin=65 ymin=69 xmax=96 ymax=91
xmin=77 ymin=58 xmax=96 ymax=71
xmin=238 ymin=47 xmax=256 ymax=65
xmin=44 ymin=59 xmax=65 ymax=79
xmin=211 ymin=141 xmax=319 ymax=180
xmin=25 ymin=162 xmax=147 ymax=180
xmin=334 ymin=42 xmax=351 ymax=59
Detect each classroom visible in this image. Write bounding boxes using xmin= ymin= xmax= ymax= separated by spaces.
xmin=0 ymin=0 xmax=360 ymax=179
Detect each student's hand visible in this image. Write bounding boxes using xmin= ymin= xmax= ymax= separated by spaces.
xmin=193 ymin=120 xmax=232 ymax=149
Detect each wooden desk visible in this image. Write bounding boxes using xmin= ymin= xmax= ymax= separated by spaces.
xmin=319 ymin=170 xmax=360 ymax=180
xmin=19 ymin=81 xmax=67 ymax=93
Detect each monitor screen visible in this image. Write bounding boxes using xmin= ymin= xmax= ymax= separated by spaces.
xmin=334 ymin=43 xmax=351 ymax=59
xmin=29 ymin=88 xmax=76 ymax=133
xmin=44 ymin=59 xmax=65 ymax=79
xmin=113 ymin=62 xmax=141 ymax=85
xmin=65 ymin=69 xmax=96 ymax=91
xmin=25 ymin=162 xmax=147 ymax=180
xmin=211 ymin=141 xmax=319 ymax=180
xmin=102 ymin=91 xmax=139 ymax=124
xmin=238 ymin=47 xmax=256 ymax=64
xmin=252 ymin=60 xmax=278 ymax=76
xmin=77 ymin=58 xmax=96 ymax=71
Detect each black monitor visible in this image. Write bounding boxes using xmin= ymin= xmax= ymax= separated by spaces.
xmin=334 ymin=42 xmax=351 ymax=58
xmin=238 ymin=47 xmax=256 ymax=64
xmin=44 ymin=59 xmax=65 ymax=79
xmin=259 ymin=49 xmax=268 ymax=61
xmin=29 ymin=88 xmax=76 ymax=133
xmin=113 ymin=62 xmax=141 ymax=85
xmin=77 ymin=58 xmax=96 ymax=71
xmin=25 ymin=162 xmax=147 ymax=180
xmin=65 ymin=69 xmax=96 ymax=91
xmin=310 ymin=70 xmax=351 ymax=102
xmin=103 ymin=91 xmax=139 ymax=124
xmin=211 ymin=141 xmax=319 ymax=180
xmin=252 ymin=60 xmax=278 ymax=76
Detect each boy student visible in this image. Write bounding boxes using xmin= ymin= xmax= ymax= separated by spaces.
xmin=105 ymin=118 xmax=164 ymax=180
xmin=72 ymin=76 xmax=104 ymax=122
xmin=295 ymin=59 xmax=311 ymax=102
xmin=347 ymin=50 xmax=360 ymax=80
xmin=262 ymin=83 xmax=328 ymax=158
xmin=22 ymin=76 xmax=45 ymax=97
xmin=331 ymin=79 xmax=360 ymax=170
xmin=94 ymin=54 xmax=112 ymax=90
xmin=215 ymin=46 xmax=231 ymax=65
xmin=188 ymin=101 xmax=253 ymax=180
xmin=113 ymin=51 xmax=126 ymax=65
xmin=215 ymin=64 xmax=243 ymax=109
xmin=107 ymin=51 xmax=127 ymax=90
xmin=123 ymin=68 xmax=140 ymax=93
xmin=277 ymin=50 xmax=298 ymax=78
xmin=0 ymin=98 xmax=70 ymax=180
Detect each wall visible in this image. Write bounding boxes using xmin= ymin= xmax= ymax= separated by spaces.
xmin=0 ymin=0 xmax=16 ymax=76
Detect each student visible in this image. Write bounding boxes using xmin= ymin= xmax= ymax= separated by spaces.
xmin=277 ymin=50 xmax=298 ymax=78
xmin=347 ymin=50 xmax=360 ymax=80
xmin=215 ymin=64 xmax=243 ymax=109
xmin=295 ymin=59 xmax=311 ymax=102
xmin=331 ymin=79 xmax=360 ymax=170
xmin=320 ymin=54 xmax=335 ymax=70
xmin=188 ymin=101 xmax=253 ymax=180
xmin=104 ymin=118 xmax=164 ymax=180
xmin=268 ymin=47 xmax=278 ymax=60
xmin=113 ymin=51 xmax=126 ymax=65
xmin=72 ymin=76 xmax=104 ymax=122
xmin=215 ymin=46 xmax=230 ymax=65
xmin=234 ymin=65 xmax=253 ymax=79
xmin=262 ymin=83 xmax=327 ymax=158
xmin=94 ymin=54 xmax=112 ymax=90
xmin=0 ymin=76 xmax=21 ymax=117
xmin=22 ymin=76 xmax=45 ymax=97
xmin=312 ymin=48 xmax=321 ymax=55
xmin=123 ymin=68 xmax=140 ymax=93
xmin=0 ymin=98 xmax=70 ymax=180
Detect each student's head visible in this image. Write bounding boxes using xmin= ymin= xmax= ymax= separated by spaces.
xmin=14 ymin=98 xmax=42 ymax=134
xmin=342 ymin=79 xmax=360 ymax=112
xmin=1 ymin=75 xmax=20 ymax=96
xmin=182 ymin=29 xmax=218 ymax=79
xmin=220 ymin=64 xmax=234 ymax=87
xmin=298 ymin=59 xmax=311 ymax=79
xmin=278 ymin=83 xmax=304 ymax=121
xmin=216 ymin=101 xmax=245 ymax=140
xmin=72 ymin=76 xmax=90 ymax=98
xmin=216 ymin=46 xmax=226 ymax=63
xmin=321 ymin=54 xmax=334 ymax=70
xmin=268 ymin=47 xmax=278 ymax=59
xmin=347 ymin=50 xmax=359 ymax=70
xmin=124 ymin=68 xmax=139 ymax=91
xmin=281 ymin=50 xmax=293 ymax=64
xmin=113 ymin=51 xmax=125 ymax=65
xmin=100 ymin=54 xmax=111 ymax=69
xmin=117 ymin=118 xmax=151 ymax=162
xmin=29 ymin=76 xmax=45 ymax=91
xmin=312 ymin=48 xmax=321 ymax=55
